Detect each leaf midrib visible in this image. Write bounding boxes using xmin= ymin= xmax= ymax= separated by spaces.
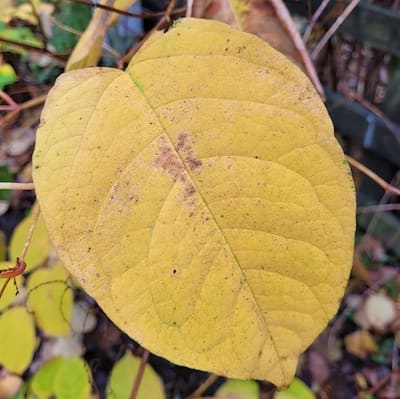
xmin=126 ymin=70 xmax=286 ymax=380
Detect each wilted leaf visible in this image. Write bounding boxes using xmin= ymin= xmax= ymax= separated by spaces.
xmin=0 ymin=306 xmax=36 ymax=374
xmin=66 ymin=0 xmax=137 ymax=71
xmin=53 ymin=357 xmax=91 ymax=399
xmin=344 ymin=330 xmax=378 ymax=359
xmin=189 ymin=0 xmax=323 ymax=96
xmin=30 ymin=357 xmax=63 ymax=399
xmin=33 ymin=18 xmax=355 ymax=387
xmin=274 ymin=377 xmax=315 ymax=399
xmin=106 ymin=352 xmax=165 ymax=399
xmin=216 ymin=379 xmax=259 ymax=399
xmin=27 ymin=263 xmax=72 ymax=335
xmin=9 ymin=206 xmax=52 ymax=273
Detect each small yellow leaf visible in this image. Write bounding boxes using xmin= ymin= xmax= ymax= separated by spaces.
xmin=0 ymin=306 xmax=36 ymax=374
xmin=216 ymin=379 xmax=259 ymax=399
xmin=9 ymin=206 xmax=52 ymax=273
xmin=106 ymin=352 xmax=165 ymax=399
xmin=274 ymin=378 xmax=315 ymax=399
xmin=66 ymin=0 xmax=137 ymax=71
xmin=0 ymin=262 xmax=23 ymax=311
xmin=33 ymin=18 xmax=355 ymax=387
xmin=27 ymin=263 xmax=72 ymax=335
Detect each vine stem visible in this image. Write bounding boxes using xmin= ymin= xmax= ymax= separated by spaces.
xmin=186 ymin=374 xmax=219 ymax=398
xmin=346 ymin=155 xmax=400 ymax=196
xmin=0 ymin=182 xmax=35 ymax=190
xmin=129 ymin=349 xmax=150 ymax=399
xmin=0 ymin=206 xmax=41 ymax=298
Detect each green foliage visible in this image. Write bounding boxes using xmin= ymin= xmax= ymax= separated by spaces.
xmin=50 ymin=1 xmax=91 ymax=52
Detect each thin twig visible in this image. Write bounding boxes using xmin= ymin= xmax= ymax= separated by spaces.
xmin=0 ymin=90 xmax=18 ymax=109
xmin=311 ymin=0 xmax=361 ymax=59
xmin=0 ymin=37 xmax=66 ymax=65
xmin=268 ymin=0 xmax=325 ymax=99
xmin=303 ymin=0 xmax=331 ymax=41
xmin=69 ymin=0 xmax=186 ymax=19
xmin=28 ymin=0 xmax=48 ymax=47
xmin=346 ymin=155 xmax=400 ymax=196
xmin=129 ymin=349 xmax=150 ymax=399
xmin=357 ymin=204 xmax=400 ymax=213
xmin=0 ymin=182 xmax=35 ymax=190
xmin=186 ymin=374 xmax=219 ymax=398
xmin=118 ymin=0 xmax=179 ymax=66
xmin=0 ymin=206 xmax=41 ymax=299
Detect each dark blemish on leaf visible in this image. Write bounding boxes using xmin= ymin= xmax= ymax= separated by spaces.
xmin=172 ymin=269 xmax=177 ymax=274
xmin=175 ymin=132 xmax=202 ymax=171
xmin=184 ymin=183 xmax=195 ymax=199
xmin=95 ymin=273 xmax=99 ymax=278
xmin=155 ymin=142 xmax=185 ymax=183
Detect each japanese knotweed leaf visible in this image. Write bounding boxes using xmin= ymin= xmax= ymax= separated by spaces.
xmin=33 ymin=18 xmax=355 ymax=387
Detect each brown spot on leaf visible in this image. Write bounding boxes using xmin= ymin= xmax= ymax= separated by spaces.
xmin=155 ymin=140 xmax=185 ymax=183
xmin=175 ymin=132 xmax=203 ymax=171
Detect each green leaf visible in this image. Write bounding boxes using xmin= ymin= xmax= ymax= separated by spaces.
xmin=0 ymin=22 xmax=42 ymax=54
xmin=27 ymin=263 xmax=72 ymax=335
xmin=0 ymin=306 xmax=36 ymax=374
xmin=33 ymin=18 xmax=355 ymax=387
xmin=53 ymin=357 xmax=91 ymax=399
xmin=0 ymin=62 xmax=17 ymax=89
xmin=216 ymin=379 xmax=259 ymax=399
xmin=106 ymin=352 xmax=165 ymax=399
xmin=274 ymin=378 xmax=316 ymax=399
xmin=30 ymin=357 xmax=63 ymax=399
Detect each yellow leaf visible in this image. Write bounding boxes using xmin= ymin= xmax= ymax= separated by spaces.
xmin=9 ymin=206 xmax=52 ymax=273
xmin=27 ymin=263 xmax=72 ymax=335
xmin=66 ymin=0 xmax=137 ymax=71
xmin=274 ymin=377 xmax=315 ymax=399
xmin=0 ymin=306 xmax=36 ymax=374
xmin=0 ymin=262 xmax=23 ymax=311
xmin=33 ymin=18 xmax=355 ymax=387
xmin=106 ymin=351 xmax=165 ymax=399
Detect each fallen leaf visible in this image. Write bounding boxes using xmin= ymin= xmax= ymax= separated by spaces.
xmin=344 ymin=330 xmax=378 ymax=358
xmin=66 ymin=0 xmax=137 ymax=71
xmin=189 ymin=0 xmax=323 ymax=96
xmin=33 ymin=18 xmax=355 ymax=387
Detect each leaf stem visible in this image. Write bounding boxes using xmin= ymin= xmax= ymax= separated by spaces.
xmin=0 ymin=182 xmax=35 ymax=190
xmin=0 ymin=206 xmax=41 ymax=298
xmin=129 ymin=349 xmax=150 ymax=399
xmin=186 ymin=374 xmax=219 ymax=398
